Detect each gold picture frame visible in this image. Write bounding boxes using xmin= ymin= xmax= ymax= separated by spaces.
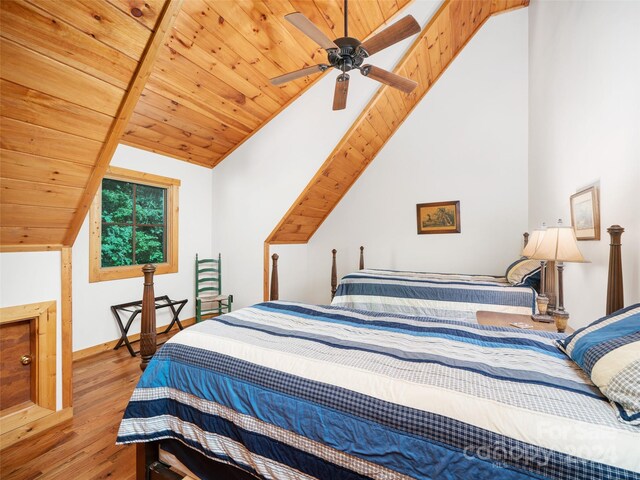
xmin=570 ymin=186 xmax=600 ymax=240
xmin=416 ymin=201 xmax=461 ymax=235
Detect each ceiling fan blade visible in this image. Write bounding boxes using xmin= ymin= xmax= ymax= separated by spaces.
xmin=285 ymin=12 xmax=339 ymax=51
xmin=270 ymin=64 xmax=329 ymax=86
xmin=333 ymin=73 xmax=350 ymax=111
xmin=361 ymin=65 xmax=417 ymax=94
xmin=358 ymin=15 xmax=421 ymax=57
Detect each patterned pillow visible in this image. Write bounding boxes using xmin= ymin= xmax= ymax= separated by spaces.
xmin=505 ymin=258 xmax=541 ymax=287
xmin=557 ymin=304 xmax=640 ymax=425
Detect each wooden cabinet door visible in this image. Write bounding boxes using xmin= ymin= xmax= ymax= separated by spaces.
xmin=0 ymin=319 xmax=34 ymax=412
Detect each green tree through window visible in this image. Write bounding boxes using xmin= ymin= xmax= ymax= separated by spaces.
xmin=101 ymin=178 xmax=167 ymax=267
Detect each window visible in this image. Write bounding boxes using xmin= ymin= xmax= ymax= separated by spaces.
xmin=101 ymin=179 xmax=166 ymax=267
xmin=89 ymin=166 xmax=180 ymax=282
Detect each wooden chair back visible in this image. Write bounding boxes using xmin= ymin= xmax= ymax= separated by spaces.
xmin=196 ymin=254 xmax=222 ymax=298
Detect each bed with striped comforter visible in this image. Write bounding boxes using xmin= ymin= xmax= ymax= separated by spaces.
xmin=117 ymin=301 xmax=639 ymax=480
xmin=331 ymin=269 xmax=538 ymax=321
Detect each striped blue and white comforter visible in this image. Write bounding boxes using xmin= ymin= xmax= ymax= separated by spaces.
xmin=117 ymin=301 xmax=640 ymax=480
xmin=332 ymin=269 xmax=537 ymax=321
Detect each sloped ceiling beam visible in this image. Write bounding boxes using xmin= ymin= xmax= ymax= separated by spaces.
xmin=266 ymin=0 xmax=529 ymax=245
xmin=63 ymin=0 xmax=184 ymax=246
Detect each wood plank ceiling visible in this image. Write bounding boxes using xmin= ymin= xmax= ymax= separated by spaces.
xmin=0 ymin=0 xmax=409 ymax=249
xmin=122 ymin=0 xmax=412 ymax=168
xmin=0 ymin=0 xmax=175 ymax=249
xmin=267 ymin=0 xmax=530 ymax=245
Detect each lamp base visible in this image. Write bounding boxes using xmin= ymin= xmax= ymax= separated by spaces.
xmin=536 ymin=294 xmax=550 ymax=316
xmin=551 ymin=310 xmax=570 ymax=333
xmin=532 ymin=313 xmax=553 ymax=323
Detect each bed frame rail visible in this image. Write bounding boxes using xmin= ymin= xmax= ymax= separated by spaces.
xmin=138 ymin=443 xmax=180 ymax=480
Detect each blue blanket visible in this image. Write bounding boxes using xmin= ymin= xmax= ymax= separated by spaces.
xmin=332 ymin=269 xmax=537 ymax=321
xmin=118 ymin=301 xmax=640 ymax=480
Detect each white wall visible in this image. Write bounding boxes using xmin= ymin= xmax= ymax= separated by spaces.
xmin=528 ymin=1 xmax=640 ymax=329
xmin=0 ymin=251 xmax=63 ymax=410
xmin=296 ymin=8 xmax=530 ymax=304
xmin=72 ymin=145 xmax=214 ymax=351
xmin=212 ymin=1 xmax=441 ymax=308
xmin=215 ymin=7 xmax=529 ymax=308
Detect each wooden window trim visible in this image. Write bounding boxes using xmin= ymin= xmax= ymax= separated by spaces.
xmin=89 ymin=166 xmax=180 ymax=283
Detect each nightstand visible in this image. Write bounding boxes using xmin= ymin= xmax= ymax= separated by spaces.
xmin=476 ymin=311 xmax=574 ymax=334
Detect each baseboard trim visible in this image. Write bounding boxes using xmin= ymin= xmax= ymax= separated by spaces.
xmin=73 ymin=317 xmax=196 ymax=361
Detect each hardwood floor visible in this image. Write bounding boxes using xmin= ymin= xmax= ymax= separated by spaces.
xmin=0 ymin=335 xmax=179 ymax=480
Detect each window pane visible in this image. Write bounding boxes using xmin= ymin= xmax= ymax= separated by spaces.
xmin=136 ymin=184 xmax=165 ymax=225
xmin=135 ymin=226 xmax=165 ymax=264
xmin=102 ymin=179 xmax=133 ymax=224
xmin=101 ymin=225 xmax=133 ymax=267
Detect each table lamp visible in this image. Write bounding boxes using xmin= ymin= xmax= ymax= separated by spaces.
xmin=530 ymin=219 xmax=588 ymax=332
xmin=522 ymin=225 xmax=552 ymax=323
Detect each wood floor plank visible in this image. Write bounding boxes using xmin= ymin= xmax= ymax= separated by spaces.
xmin=0 ymin=329 xmax=182 ymax=480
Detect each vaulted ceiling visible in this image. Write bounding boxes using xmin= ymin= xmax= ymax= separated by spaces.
xmin=1 ymin=0 xmax=177 ymax=249
xmin=123 ymin=0 xmax=412 ymax=168
xmin=0 ymin=0 xmax=530 ymax=251
xmin=0 ymin=0 xmax=410 ymax=249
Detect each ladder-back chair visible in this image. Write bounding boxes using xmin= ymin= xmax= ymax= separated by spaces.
xmin=195 ymin=254 xmax=233 ymax=322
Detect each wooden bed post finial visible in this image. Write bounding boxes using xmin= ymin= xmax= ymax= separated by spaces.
xmin=331 ymin=249 xmax=338 ymax=301
xmin=359 ymin=246 xmax=365 ymax=270
xmin=606 ymin=225 xmax=624 ymax=315
xmin=140 ymin=264 xmax=157 ymax=372
xmin=270 ymin=253 xmax=279 ymax=301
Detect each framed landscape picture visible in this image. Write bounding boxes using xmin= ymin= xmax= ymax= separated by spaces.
xmin=416 ymin=201 xmax=461 ymax=235
xmin=570 ymin=186 xmax=600 ymax=240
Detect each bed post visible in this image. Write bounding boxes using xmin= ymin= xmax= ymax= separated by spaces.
xmin=359 ymin=246 xmax=365 ymax=270
xmin=270 ymin=253 xmax=279 ymax=301
xmin=136 ymin=442 xmax=159 ymax=480
xmin=523 ymin=232 xmax=529 ymax=248
xmin=140 ymin=264 xmax=157 ymax=372
xmin=331 ymin=249 xmax=338 ymax=300
xmin=606 ymin=225 xmax=624 ymax=315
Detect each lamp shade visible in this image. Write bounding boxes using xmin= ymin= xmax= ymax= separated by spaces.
xmin=522 ymin=229 xmax=545 ymax=257
xmin=530 ymin=226 xmax=588 ymax=263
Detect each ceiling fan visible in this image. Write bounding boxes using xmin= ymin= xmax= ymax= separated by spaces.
xmin=270 ymin=0 xmax=421 ymax=110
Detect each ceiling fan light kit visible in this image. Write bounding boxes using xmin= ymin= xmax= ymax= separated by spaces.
xmin=270 ymin=0 xmax=421 ymax=110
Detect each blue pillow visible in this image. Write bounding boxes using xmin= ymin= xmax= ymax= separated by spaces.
xmin=505 ymin=258 xmax=541 ymax=287
xmin=558 ymin=304 xmax=640 ymax=425
xmin=515 ymin=269 xmax=540 ymax=290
